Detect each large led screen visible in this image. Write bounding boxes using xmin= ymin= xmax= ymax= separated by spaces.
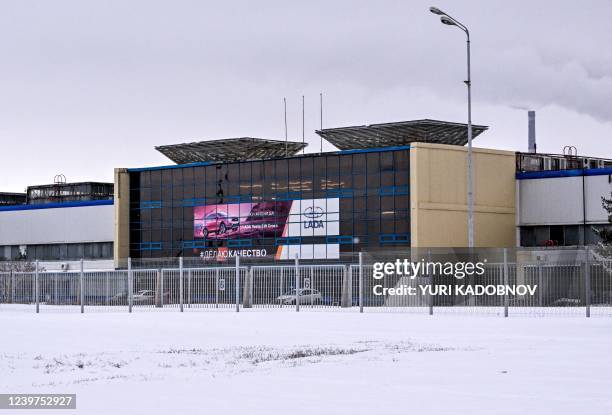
xmin=194 ymin=198 xmax=339 ymax=240
xmin=194 ymin=201 xmax=291 ymax=240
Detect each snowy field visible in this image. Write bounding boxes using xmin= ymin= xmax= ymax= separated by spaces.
xmin=1 ymin=310 xmax=611 ymax=415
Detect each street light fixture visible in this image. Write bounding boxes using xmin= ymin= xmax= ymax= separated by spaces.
xmin=429 ymin=6 xmax=474 ymax=248
xmin=440 ymin=16 xmax=456 ymax=26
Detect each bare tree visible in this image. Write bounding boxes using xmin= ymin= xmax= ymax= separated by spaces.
xmin=591 ymin=192 xmax=612 ymax=272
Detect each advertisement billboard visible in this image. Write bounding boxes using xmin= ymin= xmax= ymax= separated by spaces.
xmin=194 ymin=198 xmax=340 ymax=259
xmin=283 ymin=198 xmax=339 ymax=237
xmin=194 ymin=201 xmax=291 ymax=240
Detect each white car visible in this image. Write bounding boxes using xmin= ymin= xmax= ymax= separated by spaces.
xmin=132 ymin=290 xmax=155 ymax=304
xmin=277 ymin=288 xmax=322 ymax=305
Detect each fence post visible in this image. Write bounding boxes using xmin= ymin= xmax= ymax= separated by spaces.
xmin=359 ymin=252 xmax=363 ymax=313
xmin=53 ymin=272 xmax=58 ymax=305
xmin=310 ymin=265 xmax=314 ymax=308
xmin=188 ymin=269 xmax=192 ymax=309
xmin=503 ymin=248 xmax=509 ymax=318
xmin=127 ymin=257 xmax=133 ymax=313
xmin=157 ymin=269 xmax=163 ymax=308
xmin=341 ymin=265 xmax=351 ymax=308
xmin=215 ymin=267 xmax=219 ymax=309
xmin=279 ymin=267 xmax=284 ymax=308
xmin=179 ymin=257 xmax=184 ymax=313
xmin=243 ymin=267 xmax=252 ymax=308
xmin=537 ymin=262 xmax=543 ymax=307
xmin=235 ymin=255 xmax=240 ymax=313
xmin=585 ymin=247 xmax=591 ymax=318
xmin=10 ymin=269 xmax=15 ymax=304
xmin=249 ymin=267 xmax=254 ymax=308
xmin=105 ymin=269 xmax=110 ymax=306
xmin=80 ymin=259 xmax=84 ymax=314
xmin=295 ymin=254 xmax=300 ymax=312
xmin=35 ymin=260 xmax=39 ymax=314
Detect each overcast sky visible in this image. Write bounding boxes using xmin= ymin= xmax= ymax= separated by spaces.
xmin=1 ymin=0 xmax=611 ymax=192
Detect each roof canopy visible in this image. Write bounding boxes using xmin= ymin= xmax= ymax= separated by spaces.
xmin=315 ymin=119 xmax=488 ymax=150
xmin=155 ymin=137 xmax=307 ymax=164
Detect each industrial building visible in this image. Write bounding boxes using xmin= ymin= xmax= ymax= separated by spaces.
xmin=1 ymin=115 xmax=610 ymax=269
xmin=113 ymin=119 xmax=518 ymax=265
xmin=0 ymin=178 xmax=114 ymax=269
xmin=516 ymin=151 xmax=612 ymax=247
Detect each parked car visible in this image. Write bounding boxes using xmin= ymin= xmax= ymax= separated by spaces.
xmin=200 ymin=212 xmax=239 ymax=238
xmin=109 ymin=291 xmax=127 ymax=304
xmin=550 ymin=297 xmax=582 ymax=307
xmin=132 ymin=290 xmax=155 ymax=304
xmin=277 ymin=288 xmax=322 ymax=305
xmin=132 ymin=290 xmax=171 ymax=304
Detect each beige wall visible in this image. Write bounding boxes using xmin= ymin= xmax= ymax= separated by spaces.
xmin=113 ymin=168 xmax=130 ymax=268
xmin=410 ymin=142 xmax=516 ymax=248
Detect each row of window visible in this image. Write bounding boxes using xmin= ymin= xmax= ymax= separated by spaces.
xmin=133 ymin=233 xmax=411 ymax=251
xmin=131 ymin=152 xmax=408 ymax=203
xmin=132 ymin=197 xmax=409 ymax=217
xmin=133 ymin=179 xmax=408 ymax=201
xmin=519 ymin=225 xmax=609 ymax=247
xmin=0 ymin=242 xmax=113 ymax=261
xmin=137 ymin=151 xmax=408 ymax=186
xmin=131 ymin=207 xmax=407 ymax=224
xmin=133 ymin=185 xmax=409 ymax=209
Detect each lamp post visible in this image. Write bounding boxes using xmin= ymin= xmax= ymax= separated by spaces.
xmin=430 ymin=6 xmax=474 ymax=248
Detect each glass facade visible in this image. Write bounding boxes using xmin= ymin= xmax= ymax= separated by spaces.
xmin=128 ymin=148 xmax=410 ymax=259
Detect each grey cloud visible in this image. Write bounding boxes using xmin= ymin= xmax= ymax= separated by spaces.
xmin=0 ymin=0 xmax=611 ymax=192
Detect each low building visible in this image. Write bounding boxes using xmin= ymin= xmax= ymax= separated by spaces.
xmin=516 ymin=152 xmax=612 ymax=247
xmin=0 ymin=181 xmax=114 ymax=270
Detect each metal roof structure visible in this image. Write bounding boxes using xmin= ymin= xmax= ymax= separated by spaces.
xmin=315 ymin=119 xmax=488 ymax=150
xmin=155 ymin=137 xmax=308 ymax=164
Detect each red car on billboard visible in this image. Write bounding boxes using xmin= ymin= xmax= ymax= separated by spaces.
xmin=197 ymin=211 xmax=240 ymax=238
xmin=194 ymin=201 xmax=291 ymax=240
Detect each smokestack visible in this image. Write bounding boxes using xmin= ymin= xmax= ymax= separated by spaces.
xmin=528 ymin=110 xmax=536 ymax=153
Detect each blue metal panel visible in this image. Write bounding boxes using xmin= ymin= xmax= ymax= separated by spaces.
xmin=181 ymin=198 xmax=207 ymax=207
xmin=139 ymin=201 xmax=162 ymax=209
xmin=379 ymin=233 xmax=410 ymax=244
xmin=379 ymin=185 xmax=409 ymax=196
xmin=276 ymin=191 xmax=301 ymax=201
xmin=128 ymin=161 xmax=214 ymax=172
xmin=336 ymin=145 xmax=411 ymax=155
xmin=326 ymin=235 xmax=354 ymax=244
xmin=275 ymin=237 xmax=302 ymax=246
xmin=228 ymin=239 xmax=253 ymax=247
xmin=326 ymin=188 xmax=353 ymax=198
xmin=516 ymin=167 xmax=612 ymax=180
xmin=0 ymin=199 xmax=113 ymax=212
xmin=139 ymin=242 xmax=162 ymax=251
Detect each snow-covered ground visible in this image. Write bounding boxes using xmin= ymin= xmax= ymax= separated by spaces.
xmin=1 ymin=310 xmax=611 ymax=415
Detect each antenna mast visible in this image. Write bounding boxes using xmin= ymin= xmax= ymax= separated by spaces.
xmin=284 ymin=97 xmax=288 ymax=157
xmin=319 ymin=92 xmax=323 ymax=153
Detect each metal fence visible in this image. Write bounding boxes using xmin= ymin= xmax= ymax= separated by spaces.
xmin=1 ymin=254 xmax=612 ymax=317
